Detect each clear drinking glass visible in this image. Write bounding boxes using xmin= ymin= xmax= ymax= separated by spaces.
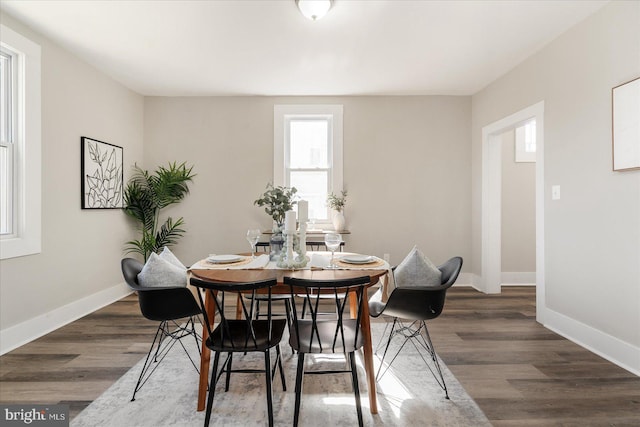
xmin=246 ymin=229 xmax=261 ymax=259
xmin=324 ymin=232 xmax=342 ymax=269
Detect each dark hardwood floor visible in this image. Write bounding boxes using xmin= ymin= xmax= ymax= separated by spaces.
xmin=1 ymin=287 xmax=638 ymax=425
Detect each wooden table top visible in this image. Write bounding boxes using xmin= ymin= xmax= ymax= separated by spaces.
xmin=189 ymin=267 xmax=387 ymax=286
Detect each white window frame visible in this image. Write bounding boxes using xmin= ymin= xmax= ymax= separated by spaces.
xmin=1 ymin=50 xmax=14 ymax=236
xmin=274 ymin=105 xmax=343 ymax=226
xmin=515 ymin=119 xmax=536 ymax=163
xmin=0 ymin=25 xmax=41 ymax=260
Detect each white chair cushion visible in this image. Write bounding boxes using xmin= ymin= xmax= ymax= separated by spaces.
xmin=137 ymin=252 xmax=187 ymax=288
xmin=394 ymin=246 xmax=442 ymax=288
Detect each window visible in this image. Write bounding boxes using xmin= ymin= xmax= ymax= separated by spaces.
xmin=0 ymin=25 xmax=41 ymax=260
xmin=515 ymin=119 xmax=536 ymax=163
xmin=274 ymin=105 xmax=343 ymax=224
xmin=1 ymin=50 xmax=13 ymax=235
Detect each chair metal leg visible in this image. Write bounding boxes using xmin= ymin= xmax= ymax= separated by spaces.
xmin=204 ymin=352 xmax=220 ymax=427
xmin=131 ymin=321 xmax=164 ymax=401
xmin=172 ymin=320 xmax=201 ymax=375
xmin=419 ymin=322 xmax=449 ymax=399
xmin=348 ymin=352 xmax=364 ymax=427
xmin=293 ymin=353 xmax=305 ymax=427
xmin=375 ymin=317 xmax=398 ymax=381
xmin=132 ymin=319 xmax=198 ymax=401
xmin=264 ymin=349 xmax=274 ymax=427
xmin=154 ymin=321 xmax=170 ymax=363
xmin=374 ymin=320 xmax=420 ymax=381
xmin=190 ymin=316 xmax=202 ymax=357
xmin=374 ymin=320 xmax=392 ymax=354
xmin=377 ymin=318 xmax=450 ymax=399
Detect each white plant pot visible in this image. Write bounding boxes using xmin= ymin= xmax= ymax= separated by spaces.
xmin=332 ymin=211 xmax=345 ymax=231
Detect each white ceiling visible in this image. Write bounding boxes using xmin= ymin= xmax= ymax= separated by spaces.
xmin=0 ymin=0 xmax=609 ymax=96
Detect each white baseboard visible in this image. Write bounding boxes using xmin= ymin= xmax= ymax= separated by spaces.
xmin=452 ymin=273 xmax=485 ymax=292
xmin=0 ymin=282 xmax=132 ymax=355
xmin=501 ymin=271 xmax=536 ymax=286
xmin=445 ymin=276 xmax=637 ymax=376
xmin=543 ymin=306 xmax=640 ymax=376
xmin=451 ymin=273 xmax=483 ymax=291
xmin=452 ymin=272 xmax=471 ymax=286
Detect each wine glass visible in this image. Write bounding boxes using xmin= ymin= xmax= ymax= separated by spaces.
xmin=324 ymin=233 xmax=342 ymax=269
xmin=246 ymin=229 xmax=261 ymax=259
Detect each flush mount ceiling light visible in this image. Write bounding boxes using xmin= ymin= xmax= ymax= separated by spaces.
xmin=296 ymin=0 xmax=333 ymax=21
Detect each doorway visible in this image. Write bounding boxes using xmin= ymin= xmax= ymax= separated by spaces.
xmin=481 ymin=101 xmax=546 ymax=322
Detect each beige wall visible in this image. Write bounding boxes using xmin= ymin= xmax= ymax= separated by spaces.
xmin=143 ymin=96 xmax=472 ymax=269
xmin=501 ymin=130 xmax=536 ymax=273
xmin=472 ymin=1 xmax=640 ymax=350
xmin=4 ymin=1 xmax=636 ymax=373
xmin=0 ymin=13 xmax=144 ymax=334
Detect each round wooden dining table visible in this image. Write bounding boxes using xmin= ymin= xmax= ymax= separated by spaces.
xmin=189 ymin=266 xmax=388 ymax=415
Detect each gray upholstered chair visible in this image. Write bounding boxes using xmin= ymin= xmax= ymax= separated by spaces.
xmin=369 ymin=256 xmax=463 ymax=398
xmin=121 ymin=258 xmax=201 ymax=401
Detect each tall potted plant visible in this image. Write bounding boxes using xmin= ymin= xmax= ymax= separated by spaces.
xmin=123 ymin=162 xmax=196 ymax=260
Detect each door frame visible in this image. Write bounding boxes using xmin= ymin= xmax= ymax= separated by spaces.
xmin=481 ymin=101 xmax=546 ymax=322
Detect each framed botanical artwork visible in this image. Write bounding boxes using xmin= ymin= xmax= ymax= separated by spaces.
xmin=612 ymin=77 xmax=640 ymax=171
xmin=81 ymin=136 xmax=124 ymax=209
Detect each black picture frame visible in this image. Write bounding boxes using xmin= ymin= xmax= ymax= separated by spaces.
xmin=81 ymin=136 xmax=124 ymax=209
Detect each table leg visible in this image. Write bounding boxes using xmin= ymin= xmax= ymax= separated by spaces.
xmin=197 ymin=290 xmax=216 ymax=411
xmin=236 ymin=293 xmax=243 ymax=319
xmin=349 ymin=289 xmax=378 ymax=414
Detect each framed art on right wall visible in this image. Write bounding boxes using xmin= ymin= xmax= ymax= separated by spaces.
xmin=612 ymin=76 xmax=640 ymax=171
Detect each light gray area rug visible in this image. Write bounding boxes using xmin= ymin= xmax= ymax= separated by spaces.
xmin=72 ymin=323 xmax=490 ymax=426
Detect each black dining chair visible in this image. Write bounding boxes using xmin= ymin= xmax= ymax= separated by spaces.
xmin=368 ymin=256 xmax=463 ymax=399
xmin=243 ymin=242 xmax=295 ymax=344
xmin=189 ymin=276 xmax=287 ymax=427
xmin=305 ymin=240 xmax=345 ymax=251
xmin=121 ymin=258 xmax=202 ymax=401
xmin=299 ymin=241 xmax=347 ymax=319
xmin=284 ymin=275 xmax=371 ymax=427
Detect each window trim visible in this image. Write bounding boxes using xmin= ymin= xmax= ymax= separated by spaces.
xmin=515 ymin=120 xmax=536 ymax=163
xmin=0 ymin=25 xmax=41 ymax=260
xmin=274 ymin=104 xmax=343 ymax=225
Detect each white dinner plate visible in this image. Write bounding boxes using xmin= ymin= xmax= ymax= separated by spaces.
xmin=207 ymin=254 xmax=244 ymax=264
xmin=341 ymin=254 xmax=375 ymax=264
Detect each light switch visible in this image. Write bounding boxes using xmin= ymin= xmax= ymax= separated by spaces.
xmin=552 ymin=185 xmax=561 ymax=200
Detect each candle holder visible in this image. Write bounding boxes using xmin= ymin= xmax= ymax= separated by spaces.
xmin=276 ymin=230 xmax=309 ymax=269
xmin=299 ymin=221 xmax=307 ymax=259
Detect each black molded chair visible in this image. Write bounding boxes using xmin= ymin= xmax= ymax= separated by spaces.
xmin=190 ymin=276 xmax=287 ymax=427
xmin=369 ymin=256 xmax=462 ymax=398
xmin=121 ymin=258 xmax=202 ymax=401
xmin=284 ymin=275 xmax=371 ymax=427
